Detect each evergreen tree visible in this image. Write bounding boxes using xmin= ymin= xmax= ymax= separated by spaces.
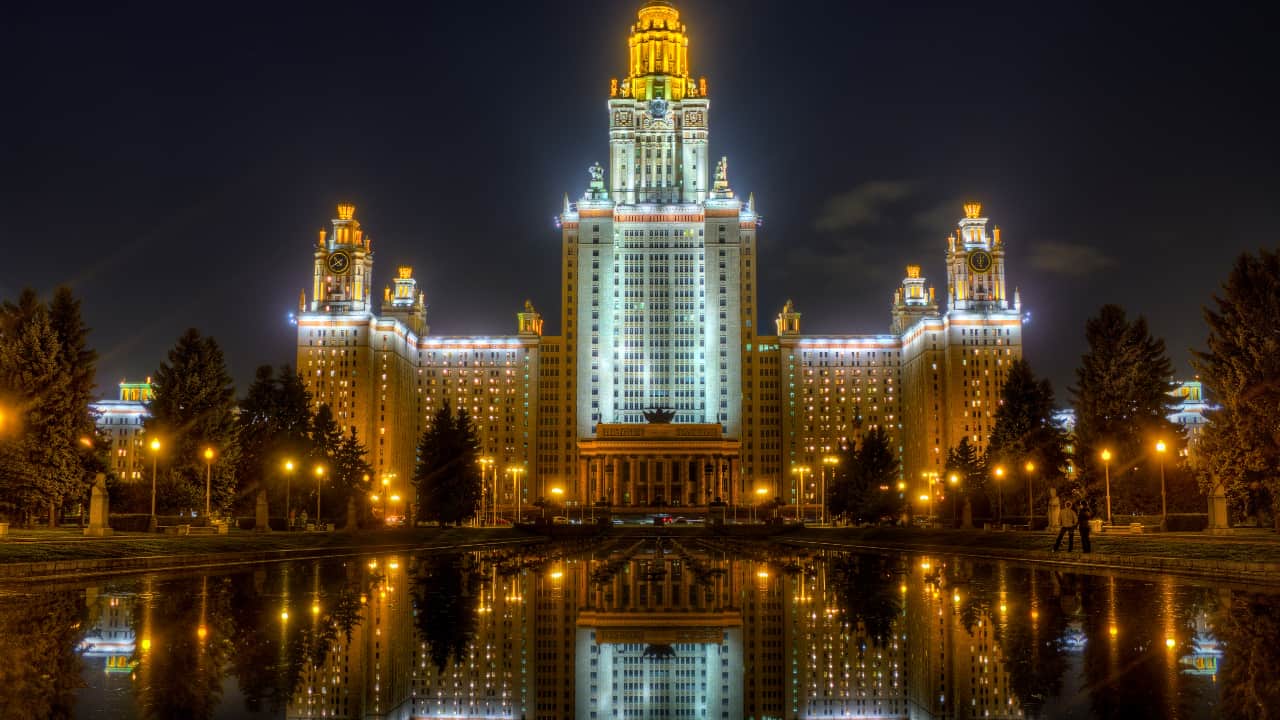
xmin=237 ymin=365 xmax=313 ymax=518
xmin=413 ymin=401 xmax=482 ymax=526
xmin=48 ymin=287 xmax=99 ymax=520
xmin=987 ymin=358 xmax=1068 ymax=519
xmin=145 ymin=329 xmax=240 ymax=515
xmin=827 ymin=427 xmax=900 ymax=523
xmin=331 ymin=429 xmax=372 ymax=524
xmin=1070 ymin=305 xmax=1182 ymax=514
xmin=945 ymin=436 xmax=989 ymax=520
xmin=0 ymin=304 xmax=79 ymax=525
xmin=307 ymin=404 xmax=369 ymax=525
xmin=1193 ymin=249 xmax=1280 ymax=526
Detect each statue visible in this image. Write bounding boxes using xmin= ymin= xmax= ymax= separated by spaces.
xmin=588 ymin=162 xmax=605 ymax=184
xmin=524 ymin=299 xmax=535 ymax=313
xmin=1048 ymin=488 xmax=1061 ymax=530
xmin=254 ymin=489 xmax=271 ymax=532
xmin=610 ymin=78 xmax=618 ymax=96
xmin=83 ymin=473 xmax=112 ymax=537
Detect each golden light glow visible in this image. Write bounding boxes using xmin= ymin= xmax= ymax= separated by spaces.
xmin=1165 ymin=636 xmax=1176 ymax=648
xmin=149 ymin=439 xmax=160 ymax=452
xmin=284 ymin=459 xmax=294 ymax=472
xmin=368 ymin=559 xmax=377 ymax=569
xmin=280 ymin=610 xmax=289 ymax=621
xmin=897 ymin=481 xmax=906 ymax=491
xmin=906 ymin=264 xmax=921 ymax=279
xmin=197 ymin=625 xmax=207 ymax=640
xmin=963 ymin=201 xmax=983 ymax=219
xmin=389 ymin=494 xmax=400 ymax=502
xmin=370 ymin=494 xmax=379 ymax=502
xmin=1025 ymin=461 xmax=1036 ymax=473
xmin=1101 ymin=448 xmax=1112 ymax=462
xmin=755 ymin=487 xmax=768 ymax=497
xmin=1031 ymin=610 xmax=1040 ymax=620
xmin=1109 ymin=624 xmax=1118 ymax=637
xmin=311 ymin=603 xmax=320 ymax=615
xmin=994 ymin=466 xmax=1005 ymax=478
xmin=79 ymin=436 xmax=94 ymax=448
xmin=549 ymin=570 xmax=564 ymax=580
xmin=756 ymin=570 xmax=769 ymax=579
xmin=398 ymin=266 xmax=413 ymax=279
xmin=314 ymin=465 xmax=325 ymax=477
xmin=550 ymin=487 xmax=564 ymax=497
xmin=1000 ymin=603 xmax=1008 ymax=614
xmin=203 ymin=447 xmax=214 ymax=460
xmin=949 ymin=473 xmax=959 ymax=484
xmin=1156 ymin=440 xmax=1167 ymax=454
xmin=623 ymin=1 xmax=698 ymax=101
xmin=141 ymin=638 xmax=151 ymax=652
xmin=337 ymin=203 xmax=355 ymax=221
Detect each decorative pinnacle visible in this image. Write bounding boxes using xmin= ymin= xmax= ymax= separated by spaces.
xmin=337 ymin=203 xmax=356 ymax=220
xmin=963 ymin=202 xmax=982 ymax=219
xmin=906 ymin=265 xmax=921 ymax=279
xmin=398 ymin=266 xmax=413 ymax=279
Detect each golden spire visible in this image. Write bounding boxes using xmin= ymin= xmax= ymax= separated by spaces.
xmin=963 ymin=201 xmax=982 ymax=219
xmin=337 ymin=203 xmax=356 ymax=221
xmin=623 ymin=0 xmax=698 ymax=101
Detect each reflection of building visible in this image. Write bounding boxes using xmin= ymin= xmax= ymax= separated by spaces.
xmin=80 ymin=589 xmax=137 ymax=672
xmin=291 ymin=0 xmax=1026 ymax=514
xmin=90 ymin=379 xmax=153 ymax=480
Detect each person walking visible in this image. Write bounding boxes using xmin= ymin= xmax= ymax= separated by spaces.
xmin=1078 ymin=499 xmax=1093 ymax=553
xmin=1053 ymin=502 xmax=1078 ymax=552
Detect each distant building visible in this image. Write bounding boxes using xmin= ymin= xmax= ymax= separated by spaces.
xmin=1052 ymin=379 xmax=1216 ymax=464
xmin=90 ymin=379 xmax=153 ymax=480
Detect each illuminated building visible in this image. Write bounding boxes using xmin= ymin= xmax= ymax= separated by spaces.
xmin=90 ymin=379 xmax=154 ymax=481
xmin=293 ymin=0 xmax=1025 ymax=505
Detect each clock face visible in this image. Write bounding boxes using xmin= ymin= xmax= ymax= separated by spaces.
xmin=648 ymin=98 xmax=668 ymax=118
xmin=968 ymin=250 xmax=993 ymax=274
xmin=327 ymin=251 xmax=351 ymax=275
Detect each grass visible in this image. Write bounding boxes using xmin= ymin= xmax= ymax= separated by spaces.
xmin=0 ymin=526 xmax=529 ymax=565
xmin=790 ymin=526 xmax=1280 ymax=565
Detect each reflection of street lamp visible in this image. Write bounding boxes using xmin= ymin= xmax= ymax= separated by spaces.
xmin=821 ymin=456 xmax=839 ymax=525
xmin=1100 ymin=448 xmax=1113 ymax=524
xmin=993 ymin=465 xmax=1005 ymax=525
xmin=1024 ymin=461 xmax=1036 ymax=528
xmin=314 ymin=465 xmax=326 ymax=525
xmin=791 ymin=465 xmax=810 ymax=521
xmin=203 ymin=447 xmax=215 ymax=520
xmin=1156 ymin=441 xmax=1168 ymax=531
xmin=148 ymin=438 xmax=161 ymax=532
xmin=283 ymin=460 xmax=295 ymax=529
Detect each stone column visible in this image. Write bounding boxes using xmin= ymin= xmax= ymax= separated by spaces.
xmin=578 ymin=457 xmax=589 ymax=510
xmin=1208 ymin=480 xmax=1232 ymax=534
xmin=84 ymin=473 xmax=113 ymax=537
xmin=664 ymin=457 xmax=673 ymax=506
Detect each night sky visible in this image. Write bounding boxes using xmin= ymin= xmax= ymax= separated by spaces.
xmin=3 ymin=0 xmax=1275 ymax=403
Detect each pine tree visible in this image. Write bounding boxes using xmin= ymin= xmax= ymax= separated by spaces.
xmin=986 ymin=358 xmax=1068 ymax=523
xmin=945 ymin=437 xmax=988 ymax=519
xmin=47 ymin=287 xmax=99 ymax=522
xmin=1070 ymin=305 xmax=1182 ymax=514
xmin=145 ymin=329 xmax=240 ymax=515
xmin=827 ymin=427 xmax=900 ymax=524
xmin=1193 ymin=249 xmax=1280 ymax=526
xmin=237 ymin=365 xmax=313 ymax=520
xmin=413 ymin=401 xmax=482 ymax=526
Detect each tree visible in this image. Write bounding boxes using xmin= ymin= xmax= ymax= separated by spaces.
xmin=987 ymin=358 xmax=1068 ymax=519
xmin=1194 ymin=249 xmax=1280 ymax=527
xmin=944 ymin=436 xmax=989 ymax=520
xmin=1070 ymin=305 xmax=1182 ymax=515
xmin=48 ymin=287 xmax=100 ymax=520
xmin=237 ymin=365 xmax=312 ymax=517
xmin=827 ymin=427 xmax=900 ymax=524
xmin=411 ymin=554 xmax=479 ymax=672
xmin=0 ymin=299 xmax=82 ymax=526
xmin=145 ymin=329 xmax=240 ymax=515
xmin=413 ymin=401 xmax=481 ymax=526
xmin=308 ymin=404 xmax=370 ymax=526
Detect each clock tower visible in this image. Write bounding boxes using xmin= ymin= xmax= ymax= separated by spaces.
xmin=308 ymin=203 xmax=374 ymax=314
xmin=946 ymin=202 xmax=1010 ymax=312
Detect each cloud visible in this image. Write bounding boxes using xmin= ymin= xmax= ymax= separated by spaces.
xmin=814 ymin=180 xmax=915 ymax=232
xmin=1027 ymin=241 xmax=1114 ymax=276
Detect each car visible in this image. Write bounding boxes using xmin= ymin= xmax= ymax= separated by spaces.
xmin=551 ymin=516 xmax=570 ymax=525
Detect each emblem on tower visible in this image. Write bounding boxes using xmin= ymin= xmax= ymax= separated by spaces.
xmin=967 ymin=250 xmax=993 ymax=274
xmin=327 ymin=251 xmax=351 ymax=275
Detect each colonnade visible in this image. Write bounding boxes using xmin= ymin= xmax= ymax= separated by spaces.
xmin=577 ymin=454 xmax=737 ymax=507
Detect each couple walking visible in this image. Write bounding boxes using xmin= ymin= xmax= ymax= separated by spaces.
xmin=1052 ymin=499 xmax=1092 ymax=553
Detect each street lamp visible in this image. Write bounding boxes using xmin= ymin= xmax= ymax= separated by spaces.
xmin=791 ymin=465 xmax=811 ymax=521
xmin=948 ymin=472 xmax=960 ymax=527
xmin=754 ymin=486 xmax=768 ymax=523
xmin=283 ymin=460 xmax=295 ymax=530
xmin=1156 ymin=440 xmax=1168 ymax=531
xmin=478 ymin=457 xmax=494 ymax=526
xmin=993 ymin=465 xmax=1005 ymax=526
xmin=550 ymin=486 xmax=564 ymax=521
xmin=821 ymin=456 xmax=839 ymax=525
xmin=314 ymin=465 xmax=326 ymax=527
xmin=1024 ymin=461 xmax=1036 ymax=529
xmin=148 ymin=438 xmax=161 ymax=532
xmin=920 ymin=494 xmax=933 ymax=525
xmin=202 ymin=447 xmax=215 ymax=520
xmin=507 ymin=466 xmax=525 ymax=523
xmin=1100 ymin=448 xmax=1113 ymax=524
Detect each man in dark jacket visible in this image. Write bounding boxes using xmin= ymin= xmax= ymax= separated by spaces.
xmin=1078 ymin=499 xmax=1093 ymax=553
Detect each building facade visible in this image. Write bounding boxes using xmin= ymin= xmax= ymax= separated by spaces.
xmin=293 ymin=0 xmax=1024 ymax=513
xmin=91 ymin=379 xmax=154 ymax=481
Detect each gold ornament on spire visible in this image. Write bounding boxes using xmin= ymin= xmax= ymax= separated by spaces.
xmin=625 ymin=1 xmax=697 ymax=101
xmin=963 ymin=202 xmax=982 ymax=219
xmin=337 ymin=203 xmax=356 ymax=220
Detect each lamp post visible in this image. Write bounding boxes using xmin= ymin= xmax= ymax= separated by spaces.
xmin=948 ymin=472 xmax=960 ymax=528
xmin=993 ymin=466 xmax=1005 ymax=526
xmin=148 ymin=439 xmax=161 ymax=532
xmin=1156 ymin=441 xmax=1168 ymax=531
xmin=508 ymin=466 xmax=525 ymax=523
xmin=821 ymin=456 xmax=839 ymax=526
xmin=550 ymin=487 xmax=564 ymax=521
xmin=478 ymin=457 xmax=494 ymax=526
xmin=920 ymin=494 xmax=933 ymax=526
xmin=314 ymin=465 xmax=326 ymax=526
xmin=754 ymin=487 xmax=768 ymax=523
xmin=1024 ymin=461 xmax=1036 ymax=529
xmin=283 ymin=460 xmax=295 ymax=530
xmin=791 ymin=465 xmax=810 ymax=521
xmin=1100 ymin=448 xmax=1113 ymax=525
xmin=202 ymin=447 xmax=215 ymax=520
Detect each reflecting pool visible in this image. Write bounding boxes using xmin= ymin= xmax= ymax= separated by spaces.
xmin=2 ymin=537 xmax=1276 ymax=719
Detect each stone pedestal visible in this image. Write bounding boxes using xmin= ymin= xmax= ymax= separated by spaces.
xmin=1047 ymin=488 xmax=1062 ymax=531
xmin=1207 ymin=481 xmax=1232 ymax=534
xmin=961 ymin=498 xmax=973 ymax=529
xmin=254 ymin=489 xmax=271 ymax=532
xmin=345 ymin=497 xmax=358 ymax=532
xmin=83 ymin=473 xmax=113 ymax=537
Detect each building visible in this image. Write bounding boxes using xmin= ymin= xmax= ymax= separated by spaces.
xmin=90 ymin=379 xmax=153 ymax=481
xmin=293 ymin=0 xmax=1024 ymax=513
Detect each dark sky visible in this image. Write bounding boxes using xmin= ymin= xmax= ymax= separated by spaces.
xmin=3 ymin=0 xmax=1276 ymax=404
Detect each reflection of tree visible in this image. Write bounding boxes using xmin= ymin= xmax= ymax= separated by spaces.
xmin=829 ymin=553 xmax=901 ymax=643
xmin=412 ymin=554 xmax=479 ymax=671
xmin=987 ymin=569 xmax=1070 ymax=718
xmin=0 ymin=590 xmax=87 ymax=720
xmin=132 ymin=577 xmax=235 ymax=720
xmin=225 ymin=567 xmax=307 ymax=714
xmin=1217 ymin=591 xmax=1280 ymax=718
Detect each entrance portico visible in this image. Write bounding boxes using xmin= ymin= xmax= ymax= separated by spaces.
xmin=577 ymin=423 xmax=740 ymax=509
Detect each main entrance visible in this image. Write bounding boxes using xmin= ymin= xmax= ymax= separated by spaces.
xmin=577 ymin=422 xmax=740 ymax=510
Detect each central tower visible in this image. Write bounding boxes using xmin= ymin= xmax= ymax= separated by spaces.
xmin=608 ymin=0 xmax=709 ymax=204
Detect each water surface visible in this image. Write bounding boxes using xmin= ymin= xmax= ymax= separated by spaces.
xmin=2 ymin=537 xmax=1275 ymax=719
